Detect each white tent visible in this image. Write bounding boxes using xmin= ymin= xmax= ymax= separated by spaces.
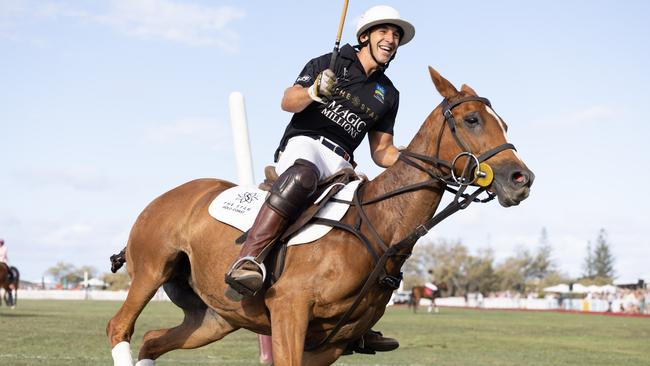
xmin=586 ymin=284 xmax=618 ymax=293
xmin=600 ymin=284 xmax=618 ymax=293
xmin=543 ymin=284 xmax=570 ymax=293
xmin=81 ymin=278 xmax=106 ymax=287
xmin=587 ymin=285 xmax=601 ymax=293
xmin=571 ymin=283 xmax=589 ymax=293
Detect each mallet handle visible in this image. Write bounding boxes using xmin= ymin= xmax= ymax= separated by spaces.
xmin=329 ymin=0 xmax=350 ymax=70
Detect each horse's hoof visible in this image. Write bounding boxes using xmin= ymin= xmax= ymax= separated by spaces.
xmin=135 ymin=359 xmax=155 ymax=366
xmin=360 ymin=330 xmax=399 ymax=352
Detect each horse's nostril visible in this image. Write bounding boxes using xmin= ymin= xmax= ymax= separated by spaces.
xmin=512 ymin=171 xmax=527 ymax=185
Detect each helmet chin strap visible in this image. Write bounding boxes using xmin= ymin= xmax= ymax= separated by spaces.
xmin=355 ymin=38 xmax=397 ymax=71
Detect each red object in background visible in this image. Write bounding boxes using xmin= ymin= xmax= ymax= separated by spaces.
xmin=258 ymin=335 xmax=273 ymax=364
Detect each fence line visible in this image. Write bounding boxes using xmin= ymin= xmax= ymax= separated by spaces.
xmin=15 ymin=290 xmax=645 ymax=315
xmin=15 ymin=288 xmax=169 ymax=301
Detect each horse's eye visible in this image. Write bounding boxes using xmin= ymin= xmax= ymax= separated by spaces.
xmin=464 ymin=116 xmax=479 ymax=125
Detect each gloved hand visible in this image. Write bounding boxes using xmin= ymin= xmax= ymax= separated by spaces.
xmin=307 ymin=69 xmax=336 ymax=104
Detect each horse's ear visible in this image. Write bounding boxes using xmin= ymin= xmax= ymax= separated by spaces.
xmin=428 ymin=66 xmax=458 ymax=99
xmin=460 ymin=84 xmax=478 ymax=96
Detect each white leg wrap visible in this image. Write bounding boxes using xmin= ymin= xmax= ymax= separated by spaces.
xmin=135 ymin=359 xmax=155 ymax=366
xmin=111 ymin=341 xmax=134 ymax=366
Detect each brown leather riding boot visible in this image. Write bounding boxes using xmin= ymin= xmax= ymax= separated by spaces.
xmin=224 ymin=203 xmax=287 ymax=301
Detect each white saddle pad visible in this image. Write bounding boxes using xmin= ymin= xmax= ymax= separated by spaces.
xmin=208 ymin=180 xmax=362 ymax=246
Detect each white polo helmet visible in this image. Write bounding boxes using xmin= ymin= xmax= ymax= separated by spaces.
xmin=356 ymin=5 xmax=415 ymax=46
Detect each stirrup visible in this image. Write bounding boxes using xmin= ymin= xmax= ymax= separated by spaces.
xmin=224 ymin=256 xmax=267 ymax=299
xmin=227 ymin=256 xmax=267 ymax=281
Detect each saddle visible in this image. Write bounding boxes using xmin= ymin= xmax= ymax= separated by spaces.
xmin=240 ymin=166 xmax=362 ymax=283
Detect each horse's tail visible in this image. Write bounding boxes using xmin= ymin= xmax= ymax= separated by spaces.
xmin=10 ymin=266 xmax=19 ymax=284
xmin=110 ymin=247 xmax=127 ymax=273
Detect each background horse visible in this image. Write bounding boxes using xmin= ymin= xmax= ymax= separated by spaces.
xmin=409 ymin=283 xmax=448 ymax=313
xmin=107 ymin=66 xmax=533 ymax=366
xmin=0 ymin=264 xmax=19 ymax=308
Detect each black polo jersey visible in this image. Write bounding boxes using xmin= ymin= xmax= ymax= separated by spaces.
xmin=275 ymin=44 xmax=399 ymax=162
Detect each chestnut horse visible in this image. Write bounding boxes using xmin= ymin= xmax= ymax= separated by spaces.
xmin=0 ymin=264 xmax=19 ymax=308
xmin=409 ymin=283 xmax=448 ymax=313
xmin=107 ymin=66 xmax=533 ymax=366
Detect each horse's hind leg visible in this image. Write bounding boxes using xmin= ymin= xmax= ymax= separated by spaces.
xmin=6 ymin=290 xmax=14 ymax=308
xmin=137 ymin=307 xmax=237 ymax=364
xmin=108 ymin=277 xmax=162 ymax=365
xmin=411 ymin=296 xmax=418 ymax=313
xmin=107 ymin=247 xmax=173 ymax=365
xmin=137 ymin=278 xmax=238 ymax=363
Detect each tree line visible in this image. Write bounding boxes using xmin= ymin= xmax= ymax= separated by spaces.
xmin=43 ymin=228 xmax=616 ymax=293
xmin=402 ymin=228 xmax=616 ymax=296
xmin=45 ymin=262 xmax=130 ymax=290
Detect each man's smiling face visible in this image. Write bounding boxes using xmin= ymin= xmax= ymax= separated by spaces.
xmin=362 ymin=24 xmax=402 ymax=64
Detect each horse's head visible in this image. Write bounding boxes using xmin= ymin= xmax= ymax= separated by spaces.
xmin=426 ymin=66 xmax=534 ymax=207
xmin=437 ymin=281 xmax=449 ymax=292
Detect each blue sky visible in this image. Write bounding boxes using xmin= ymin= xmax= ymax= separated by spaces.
xmin=1 ymin=0 xmax=649 ymax=283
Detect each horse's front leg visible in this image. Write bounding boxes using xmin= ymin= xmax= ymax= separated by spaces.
xmin=267 ymin=295 xmax=310 ymax=366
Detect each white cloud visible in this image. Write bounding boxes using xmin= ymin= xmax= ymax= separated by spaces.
xmin=98 ymin=0 xmax=245 ymax=49
xmin=35 ymin=2 xmax=90 ymax=19
xmin=0 ymin=0 xmax=27 ymax=19
xmin=0 ymin=0 xmax=245 ymax=50
xmin=0 ymin=0 xmax=88 ymax=22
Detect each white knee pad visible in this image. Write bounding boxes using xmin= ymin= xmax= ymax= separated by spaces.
xmin=111 ymin=341 xmax=134 ymax=366
xmin=135 ymin=359 xmax=155 ymax=366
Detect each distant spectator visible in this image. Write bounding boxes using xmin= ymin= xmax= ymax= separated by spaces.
xmin=0 ymin=238 xmax=8 ymax=264
xmin=607 ymin=293 xmax=614 ymax=312
xmin=477 ymin=292 xmax=484 ymax=308
xmin=0 ymin=238 xmax=15 ymax=285
xmin=638 ymin=290 xmax=646 ymax=314
xmin=622 ymin=290 xmax=639 ymax=313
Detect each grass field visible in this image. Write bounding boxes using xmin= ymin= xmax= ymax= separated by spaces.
xmin=1 ymin=300 xmax=649 ymax=366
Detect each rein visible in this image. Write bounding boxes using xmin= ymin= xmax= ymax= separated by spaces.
xmin=304 ymin=96 xmax=516 ymax=351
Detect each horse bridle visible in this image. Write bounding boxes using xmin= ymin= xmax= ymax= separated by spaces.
xmin=401 ymin=96 xmax=516 ymax=190
xmin=304 ymin=96 xmax=518 ymax=351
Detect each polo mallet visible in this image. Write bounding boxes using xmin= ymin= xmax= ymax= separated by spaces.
xmin=329 ymin=0 xmax=350 ymax=70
